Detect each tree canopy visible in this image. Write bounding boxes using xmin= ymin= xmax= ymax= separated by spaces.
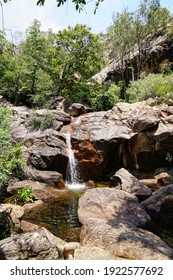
xmin=1 ymin=0 xmax=173 ymax=111
xmin=0 ymin=20 xmax=106 ymax=107
xmin=2 ymin=0 xmax=104 ymax=13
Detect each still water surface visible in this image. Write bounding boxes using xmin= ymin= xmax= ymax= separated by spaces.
xmin=23 ymin=188 xmax=82 ymax=242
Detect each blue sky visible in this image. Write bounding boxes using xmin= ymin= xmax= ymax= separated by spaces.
xmin=1 ymin=0 xmax=173 ymax=42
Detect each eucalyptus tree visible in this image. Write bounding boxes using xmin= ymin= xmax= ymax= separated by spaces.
xmin=0 ymin=31 xmax=17 ymax=101
xmin=133 ymin=0 xmax=170 ymax=78
xmin=106 ymin=0 xmax=171 ymax=83
xmin=16 ymin=19 xmax=53 ymax=107
xmin=106 ymin=8 xmax=135 ymax=83
xmin=54 ymin=24 xmax=106 ymax=103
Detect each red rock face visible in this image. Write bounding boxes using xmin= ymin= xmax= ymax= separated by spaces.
xmin=72 ymin=139 xmax=104 ymax=180
xmin=62 ymin=101 xmax=173 ymax=181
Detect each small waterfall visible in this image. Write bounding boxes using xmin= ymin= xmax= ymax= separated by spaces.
xmin=65 ymin=132 xmax=85 ymax=190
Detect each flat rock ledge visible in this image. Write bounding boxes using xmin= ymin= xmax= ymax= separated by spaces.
xmin=78 ymin=188 xmax=173 ymax=260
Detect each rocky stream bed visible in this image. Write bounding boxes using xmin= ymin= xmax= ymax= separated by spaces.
xmin=1 ymin=97 xmax=173 ymax=259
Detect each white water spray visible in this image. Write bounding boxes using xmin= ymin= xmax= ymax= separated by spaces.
xmin=65 ymin=132 xmax=85 ymax=190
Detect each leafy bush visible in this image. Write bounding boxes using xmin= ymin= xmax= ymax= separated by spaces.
xmin=91 ymin=83 xmax=122 ymax=111
xmin=0 ymin=144 xmax=24 ymax=192
xmin=166 ymin=152 xmax=173 ymax=166
xmin=27 ymin=111 xmax=54 ymax=131
xmin=126 ymin=73 xmax=173 ymax=103
xmin=16 ymin=187 xmax=37 ymax=204
xmin=0 ymin=107 xmax=11 ymax=149
xmin=0 ymin=107 xmax=24 ymax=199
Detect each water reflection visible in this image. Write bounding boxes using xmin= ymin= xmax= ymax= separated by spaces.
xmin=23 ymin=190 xmax=81 ymax=242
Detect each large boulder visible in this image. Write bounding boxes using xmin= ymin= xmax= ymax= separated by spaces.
xmin=0 ymin=231 xmax=63 ymax=260
xmin=24 ymin=167 xmax=65 ymax=188
xmin=49 ymin=96 xmax=66 ymax=111
xmin=78 ymin=188 xmax=150 ymax=227
xmin=110 ymin=168 xmax=151 ymax=200
xmin=80 ymin=219 xmax=173 ymax=260
xmin=8 ymin=106 xmax=70 ymax=178
xmin=68 ymin=103 xmax=92 ymax=117
xmin=61 ymin=105 xmax=136 ymax=179
xmin=0 ymin=204 xmax=24 ymax=234
xmin=141 ymin=184 xmax=173 ymax=224
xmin=129 ymin=106 xmax=160 ymax=132
xmin=78 ymin=188 xmax=173 ymax=259
xmin=27 ymin=129 xmax=68 ymax=175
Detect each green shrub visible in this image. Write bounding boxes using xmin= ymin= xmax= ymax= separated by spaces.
xmin=0 ymin=144 xmax=24 ymax=192
xmin=0 ymin=107 xmax=11 ymax=149
xmin=27 ymin=111 xmax=54 ymax=131
xmin=0 ymin=107 xmax=24 ymax=199
xmin=16 ymin=187 xmax=37 ymax=204
xmin=91 ymin=84 xmax=122 ymax=111
xmin=60 ymin=80 xmax=102 ymax=108
xmin=126 ymin=73 xmax=173 ymax=103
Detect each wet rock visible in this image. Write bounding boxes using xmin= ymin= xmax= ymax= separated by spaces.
xmin=85 ymin=180 xmax=95 ymax=188
xmin=23 ymin=200 xmax=44 ymax=214
xmin=0 ymin=231 xmax=63 ymax=260
xmin=62 ymin=101 xmax=173 ymax=179
xmin=110 ymin=168 xmax=151 ymax=200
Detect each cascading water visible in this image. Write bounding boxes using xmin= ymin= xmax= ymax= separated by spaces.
xmin=65 ymin=132 xmax=85 ymax=190
xmin=65 ymin=132 xmax=78 ymax=184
